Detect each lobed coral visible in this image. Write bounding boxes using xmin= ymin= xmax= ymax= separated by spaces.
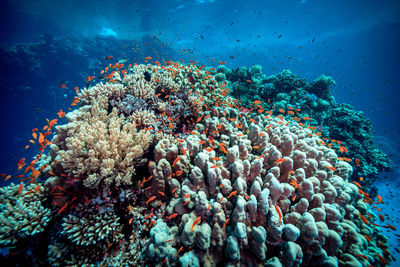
xmin=221 ymin=66 xmax=391 ymax=185
xmin=140 ymin=104 xmax=391 ymax=266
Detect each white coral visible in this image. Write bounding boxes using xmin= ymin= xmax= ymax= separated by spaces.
xmin=53 ymin=98 xmax=153 ymax=188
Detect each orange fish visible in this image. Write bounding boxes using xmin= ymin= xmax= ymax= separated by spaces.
xmin=223 ymin=218 xmax=230 ymax=229
xmin=146 ymin=196 xmax=157 ymax=204
xmin=48 ymin=119 xmax=58 ymax=128
xmin=143 ymin=213 xmax=155 ymax=220
xmin=176 ymin=246 xmax=184 ymax=255
xmin=359 ymin=214 xmax=369 ymax=225
xmin=290 ymin=179 xmax=300 ymax=189
xmin=58 ymin=202 xmax=69 ymax=214
xmin=210 ymin=165 xmax=221 ymax=169
xmin=326 ymin=166 xmax=337 ymax=172
xmin=34 ymin=184 xmax=41 ymax=194
xmin=363 ymin=234 xmax=372 ymax=242
xmin=352 ymin=181 xmax=362 ymax=188
xmin=17 ymin=158 xmax=26 ymax=170
xmin=17 ymin=183 xmax=24 ymax=194
xmin=57 ymin=110 xmax=65 ymax=118
xmin=274 ymin=158 xmax=285 ymax=164
xmin=172 ymin=156 xmax=180 ymax=167
xmin=377 ymin=254 xmax=387 ymax=265
xmin=355 ymin=158 xmax=360 ymax=166
xmin=378 ymin=214 xmax=385 ymax=222
xmin=358 ymin=254 xmax=368 ymax=260
xmin=274 ymin=204 xmax=282 ymax=221
xmin=168 ymin=213 xmax=178 ymax=220
xmin=385 ymin=224 xmax=396 ymax=230
xmin=227 ymin=191 xmax=237 ymax=199
xmin=86 ymin=76 xmax=95 ymax=83
xmin=191 ymin=216 xmax=201 ymax=231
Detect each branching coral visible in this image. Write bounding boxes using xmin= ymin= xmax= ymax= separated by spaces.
xmin=51 ymin=97 xmax=152 ymax=188
xmin=61 ymin=209 xmax=123 ymax=246
xmin=0 ymin=183 xmax=51 ymax=246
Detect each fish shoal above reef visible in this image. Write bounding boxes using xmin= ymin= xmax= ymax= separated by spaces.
xmin=0 ymin=61 xmax=394 ymax=266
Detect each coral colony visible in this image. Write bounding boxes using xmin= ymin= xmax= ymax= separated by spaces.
xmin=0 ymin=60 xmax=394 ymax=266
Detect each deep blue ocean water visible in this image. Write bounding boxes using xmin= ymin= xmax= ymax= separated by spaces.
xmin=0 ymin=0 xmax=399 ymax=262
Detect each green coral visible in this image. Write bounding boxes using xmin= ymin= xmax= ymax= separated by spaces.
xmin=61 ymin=209 xmax=123 ymax=246
xmin=0 ymin=183 xmax=51 ymax=246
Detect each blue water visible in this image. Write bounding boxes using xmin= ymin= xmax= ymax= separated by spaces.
xmin=0 ymin=0 xmax=399 ymax=262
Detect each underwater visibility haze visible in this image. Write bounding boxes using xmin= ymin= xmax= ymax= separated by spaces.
xmin=0 ymin=0 xmax=399 ymax=266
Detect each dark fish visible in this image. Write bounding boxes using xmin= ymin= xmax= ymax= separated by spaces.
xmin=144 ymin=71 xmax=151 ymax=82
xmin=104 ymin=56 xmax=114 ymax=60
xmin=278 ymin=34 xmax=282 ymax=38
xmin=230 ymin=22 xmax=234 ymax=26
xmin=230 ymin=56 xmax=235 ymax=58
xmin=188 ymin=75 xmax=195 ymax=85
xmin=200 ymin=35 xmax=204 ymax=40
xmin=35 ymin=108 xmax=41 ymax=112
xmin=312 ymin=38 xmax=315 ymax=42
xmin=236 ymin=39 xmax=240 ymax=42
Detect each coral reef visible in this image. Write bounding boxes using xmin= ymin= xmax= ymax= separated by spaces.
xmin=222 ymin=66 xmax=391 ymax=185
xmin=0 ymin=61 xmax=394 ymax=266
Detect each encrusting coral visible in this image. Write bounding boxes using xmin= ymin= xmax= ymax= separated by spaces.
xmin=0 ymin=60 xmax=394 ymax=266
